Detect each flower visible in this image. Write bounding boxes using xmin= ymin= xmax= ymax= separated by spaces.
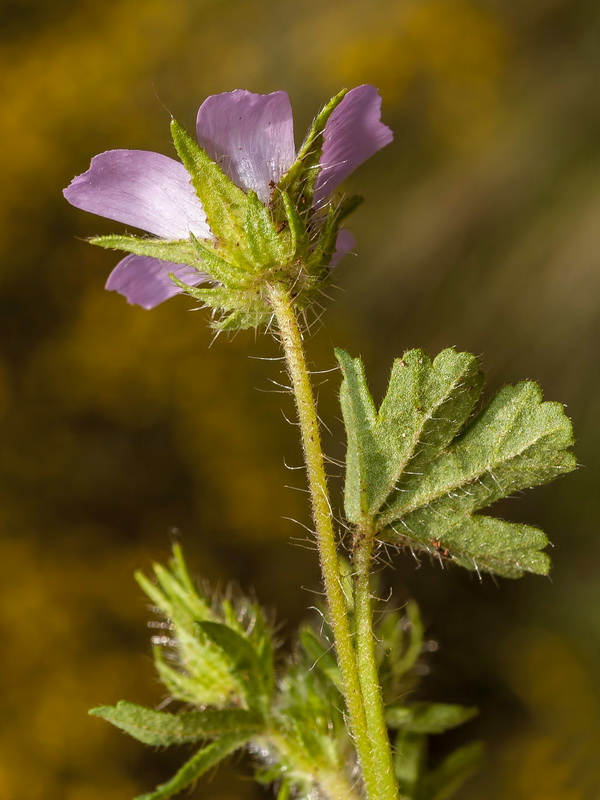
xmin=64 ymin=86 xmax=392 ymax=312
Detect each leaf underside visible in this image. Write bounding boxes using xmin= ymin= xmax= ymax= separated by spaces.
xmin=337 ymin=347 xmax=575 ymax=578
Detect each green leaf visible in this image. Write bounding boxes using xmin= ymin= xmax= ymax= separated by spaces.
xmin=170 ymin=119 xmax=251 ymax=265
xmin=135 ymin=733 xmax=251 ymax=800
xmin=337 ymin=348 xmax=484 ymax=522
xmin=298 ymin=626 xmax=342 ymax=693
xmin=199 ymin=621 xmax=271 ymax=711
xmin=417 ymin=742 xmax=484 ymax=800
xmin=337 ymin=348 xmax=575 ymax=578
xmin=386 ymin=703 xmax=478 ymax=734
xmin=394 ymin=730 xmax=426 ymax=797
xmin=89 ymin=701 xmax=263 ymax=745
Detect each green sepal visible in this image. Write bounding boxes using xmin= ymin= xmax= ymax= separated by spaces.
xmin=170 ymin=119 xmax=251 ymax=266
xmin=90 ymin=234 xmax=201 ymax=269
xmin=386 ymin=703 xmax=477 ymax=734
xmin=188 ymin=234 xmax=248 ymax=286
xmin=89 ymin=701 xmax=263 ymax=746
xmin=278 ymin=89 xmax=349 ymax=212
xmin=337 ymin=348 xmax=575 ymax=578
xmin=135 ymin=733 xmax=251 ymax=800
xmin=417 ymin=742 xmax=484 ymax=800
xmin=199 ymin=621 xmax=272 ymax=712
xmin=306 ymin=204 xmax=340 ymax=274
xmin=280 ymin=190 xmax=309 ymax=259
xmin=244 ymin=190 xmax=287 ymax=268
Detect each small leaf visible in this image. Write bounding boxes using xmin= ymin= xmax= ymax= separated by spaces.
xmin=135 ymin=733 xmax=250 ymax=800
xmin=298 ymin=626 xmax=342 ymax=692
xmin=394 ymin=730 xmax=426 ymax=796
xmin=199 ymin=621 xmax=271 ymax=711
xmin=417 ymin=742 xmax=484 ymax=800
xmin=338 ymin=348 xmax=575 ymax=577
xmin=89 ymin=701 xmax=263 ymax=745
xmin=386 ymin=703 xmax=478 ymax=734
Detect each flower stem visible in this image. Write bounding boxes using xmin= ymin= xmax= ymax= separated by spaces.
xmin=354 ymin=520 xmax=401 ymax=799
xmin=267 ymin=283 xmax=385 ymax=799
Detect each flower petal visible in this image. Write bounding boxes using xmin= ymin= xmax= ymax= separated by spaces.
xmin=330 ymin=228 xmax=357 ymax=267
xmin=105 ymin=255 xmax=207 ymax=309
xmin=314 ymin=85 xmax=393 ymax=208
xmin=196 ymin=90 xmax=296 ymax=203
xmin=64 ymin=150 xmax=211 ymax=240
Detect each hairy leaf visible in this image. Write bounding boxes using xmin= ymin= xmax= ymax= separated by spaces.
xmin=338 ymin=348 xmax=575 ymax=577
xmin=386 ymin=703 xmax=477 ymax=734
xmin=135 ymin=733 xmax=250 ymax=800
xmin=417 ymin=742 xmax=484 ymax=800
xmin=90 ymin=701 xmax=262 ymax=746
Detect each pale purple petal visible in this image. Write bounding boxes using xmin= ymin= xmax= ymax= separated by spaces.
xmin=105 ymin=255 xmax=207 ymax=309
xmin=64 ymin=150 xmax=211 ymax=240
xmin=313 ymin=85 xmax=393 ymax=208
xmin=330 ymin=228 xmax=356 ymax=267
xmin=196 ymin=90 xmax=296 ymax=203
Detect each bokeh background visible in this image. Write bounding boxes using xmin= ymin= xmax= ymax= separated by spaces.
xmin=1 ymin=0 xmax=598 ymax=798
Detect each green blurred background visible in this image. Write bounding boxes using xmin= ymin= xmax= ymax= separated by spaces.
xmin=1 ymin=0 xmax=598 ymax=797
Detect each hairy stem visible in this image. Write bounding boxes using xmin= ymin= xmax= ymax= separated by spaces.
xmin=354 ymin=520 xmax=400 ymax=798
xmin=267 ymin=282 xmax=385 ymax=799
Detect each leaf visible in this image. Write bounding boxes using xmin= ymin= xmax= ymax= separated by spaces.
xmin=417 ymin=742 xmax=484 ymax=800
xmin=135 ymin=733 xmax=250 ymax=800
xmin=337 ymin=348 xmax=484 ymax=523
xmin=170 ymin=119 xmax=252 ymax=266
xmin=199 ymin=621 xmax=271 ymax=711
xmin=394 ymin=730 xmax=426 ymax=797
xmin=298 ymin=626 xmax=342 ymax=693
xmin=337 ymin=348 xmax=576 ymax=578
xmin=386 ymin=703 xmax=478 ymax=734
xmin=89 ymin=701 xmax=262 ymax=746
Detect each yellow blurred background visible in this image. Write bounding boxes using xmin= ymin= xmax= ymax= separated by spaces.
xmin=1 ymin=0 xmax=598 ymax=797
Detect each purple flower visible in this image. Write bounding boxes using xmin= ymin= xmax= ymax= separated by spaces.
xmin=64 ymin=86 xmax=392 ymax=310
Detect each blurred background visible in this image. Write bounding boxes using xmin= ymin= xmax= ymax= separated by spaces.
xmin=1 ymin=0 xmax=598 ymax=797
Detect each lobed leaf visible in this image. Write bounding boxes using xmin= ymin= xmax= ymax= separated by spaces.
xmin=90 ymin=701 xmax=263 ymax=746
xmin=338 ymin=348 xmax=575 ymax=577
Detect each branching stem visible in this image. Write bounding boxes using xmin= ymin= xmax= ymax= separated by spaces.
xmin=267 ymin=282 xmax=388 ymax=799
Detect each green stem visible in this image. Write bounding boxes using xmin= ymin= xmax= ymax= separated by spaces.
xmin=354 ymin=520 xmax=401 ymax=799
xmin=267 ymin=283 xmax=384 ymax=799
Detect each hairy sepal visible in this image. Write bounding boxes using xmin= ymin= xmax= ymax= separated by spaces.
xmin=170 ymin=119 xmax=252 ymax=267
xmin=278 ymin=89 xmax=349 ymax=214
